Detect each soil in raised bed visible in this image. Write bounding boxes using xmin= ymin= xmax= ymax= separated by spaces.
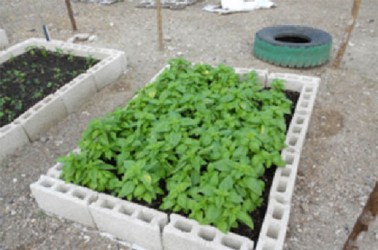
xmin=0 ymin=47 xmax=99 ymax=127
xmin=128 ymin=90 xmax=300 ymax=244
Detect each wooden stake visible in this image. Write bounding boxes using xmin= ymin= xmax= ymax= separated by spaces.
xmin=156 ymin=0 xmax=164 ymax=51
xmin=65 ymin=0 xmax=78 ymax=31
xmin=333 ymin=0 xmax=361 ymax=68
xmin=343 ymin=182 xmax=378 ymax=250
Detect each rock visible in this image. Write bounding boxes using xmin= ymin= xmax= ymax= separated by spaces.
xmin=88 ymin=35 xmax=97 ymax=42
xmin=40 ymin=136 xmax=49 ymax=142
xmin=67 ymin=33 xmax=94 ymax=43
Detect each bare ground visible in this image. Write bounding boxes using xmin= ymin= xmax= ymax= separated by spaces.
xmin=0 ymin=0 xmax=377 ymax=249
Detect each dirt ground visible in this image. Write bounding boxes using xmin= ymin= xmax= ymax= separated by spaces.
xmin=0 ymin=0 xmax=377 ymax=249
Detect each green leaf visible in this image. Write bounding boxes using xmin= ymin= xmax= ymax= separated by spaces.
xmin=219 ymin=175 xmax=233 ymax=191
xmin=177 ymin=194 xmax=188 ymax=209
xmin=119 ymin=182 xmax=135 ymax=197
xmin=209 ymin=173 xmax=219 ymax=186
xmin=237 ymin=211 xmax=254 ymax=229
xmin=216 ymin=220 xmax=229 ymax=233
xmin=206 ymin=205 xmax=222 ymax=222
xmin=168 ymin=132 xmax=182 ymax=147
xmin=244 ymin=177 xmax=264 ymax=196
xmin=229 ymin=192 xmax=243 ymax=204
xmin=134 ymin=185 xmax=145 ymax=197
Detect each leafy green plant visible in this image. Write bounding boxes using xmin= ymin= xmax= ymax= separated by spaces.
xmin=54 ymin=47 xmax=64 ymax=57
xmin=58 ymin=58 xmax=292 ymax=233
xmin=67 ymin=51 xmax=75 ymax=62
xmin=85 ymin=55 xmax=97 ymax=68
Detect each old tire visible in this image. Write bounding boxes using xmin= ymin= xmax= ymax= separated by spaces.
xmin=253 ymin=25 xmax=332 ymax=68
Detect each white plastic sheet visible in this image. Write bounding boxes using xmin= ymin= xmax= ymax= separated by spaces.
xmin=204 ymin=0 xmax=275 ymax=14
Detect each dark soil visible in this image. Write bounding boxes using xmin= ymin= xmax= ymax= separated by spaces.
xmin=130 ymin=90 xmax=300 ymax=243
xmin=0 ymin=47 xmax=99 ymax=127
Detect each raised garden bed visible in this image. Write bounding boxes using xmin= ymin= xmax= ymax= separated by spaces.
xmin=31 ymin=61 xmax=319 ymax=250
xmin=0 ymin=38 xmax=127 ymax=162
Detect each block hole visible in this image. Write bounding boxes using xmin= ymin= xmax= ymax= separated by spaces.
xmin=272 ymin=207 xmax=284 ymax=220
xmin=34 ymin=103 xmax=42 ymax=111
xmin=267 ymin=225 xmax=280 ymax=239
xmin=277 ymin=180 xmax=287 ymax=193
xmin=292 ymin=126 xmax=302 ymax=134
xmin=118 ymin=205 xmax=134 ymax=216
xmin=303 ymin=94 xmax=311 ymax=100
xmin=296 ymin=116 xmax=305 ymax=125
xmin=22 ymin=112 xmax=32 ymax=120
xmin=55 ymin=185 xmax=69 ymax=194
xmin=262 ymin=243 xmax=275 ymax=250
xmin=40 ymin=179 xmax=54 ymax=188
xmin=198 ymin=228 xmax=216 ymax=242
xmin=300 ymin=101 xmax=309 ymax=108
xmin=280 ymin=168 xmax=291 ymax=177
xmin=60 ymin=85 xmax=68 ymax=92
xmin=288 ymin=137 xmax=298 ymax=147
xmin=221 ymin=236 xmax=242 ymax=250
xmin=174 ymin=220 xmax=192 ymax=233
xmin=88 ymin=196 xmax=97 ymax=204
xmin=137 ymin=211 xmax=153 ymax=223
xmin=284 ymin=154 xmax=294 ymax=165
xmin=305 ymin=87 xmax=313 ymax=92
xmin=100 ymin=200 xmax=115 ymax=210
xmin=72 ymin=190 xmax=86 ymax=200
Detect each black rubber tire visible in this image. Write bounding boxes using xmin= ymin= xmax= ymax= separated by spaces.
xmin=253 ymin=25 xmax=332 ymax=68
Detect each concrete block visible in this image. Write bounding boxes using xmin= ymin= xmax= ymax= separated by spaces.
xmin=90 ymin=54 xmax=125 ymax=90
xmin=255 ymin=198 xmax=290 ymax=250
xmin=0 ymin=29 xmax=9 ymax=49
xmin=57 ymin=73 xmax=97 ymax=113
xmin=30 ymin=175 xmax=98 ymax=227
xmin=163 ymin=214 xmax=254 ymax=250
xmin=234 ymin=68 xmax=268 ymax=86
xmin=16 ymin=94 xmax=68 ymax=141
xmin=256 ymin=72 xmax=319 ymax=249
xmin=46 ymin=162 xmax=64 ymax=179
xmin=29 ymin=38 xmax=67 ymax=51
xmin=0 ymin=123 xmax=30 ymax=162
xmin=149 ymin=65 xmax=170 ymax=83
xmin=61 ymin=43 xmax=110 ymax=60
xmin=269 ymin=148 xmax=301 ymax=205
xmin=283 ymin=75 xmax=319 ymax=152
xmin=89 ymin=193 xmax=168 ymax=250
xmin=267 ymin=72 xmax=320 ymax=93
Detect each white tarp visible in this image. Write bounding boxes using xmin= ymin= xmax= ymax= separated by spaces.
xmin=204 ymin=0 xmax=275 ymax=14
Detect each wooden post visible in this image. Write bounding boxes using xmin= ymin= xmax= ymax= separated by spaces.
xmin=333 ymin=0 xmax=361 ymax=68
xmin=65 ymin=0 xmax=78 ymax=31
xmin=156 ymin=0 xmax=164 ymax=51
xmin=343 ymin=182 xmax=378 ymax=250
